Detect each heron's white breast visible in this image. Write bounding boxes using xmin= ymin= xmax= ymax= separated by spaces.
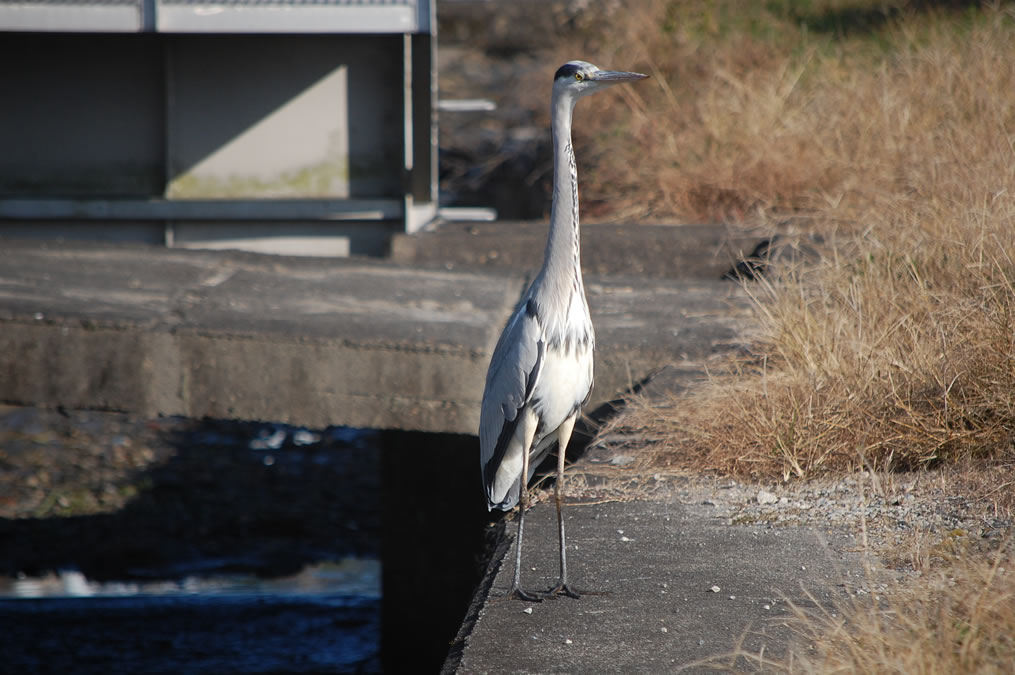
xmin=530 ymin=341 xmax=594 ymax=434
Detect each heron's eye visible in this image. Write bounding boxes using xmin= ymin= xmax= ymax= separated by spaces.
xmin=575 ymin=73 xmax=583 ymax=81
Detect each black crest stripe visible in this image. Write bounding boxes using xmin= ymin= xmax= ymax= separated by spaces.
xmin=554 ymin=63 xmax=581 ymax=81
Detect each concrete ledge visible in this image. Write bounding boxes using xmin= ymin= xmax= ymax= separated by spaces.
xmin=392 ymin=222 xmax=768 ymax=280
xmin=0 ymin=236 xmax=755 ymax=433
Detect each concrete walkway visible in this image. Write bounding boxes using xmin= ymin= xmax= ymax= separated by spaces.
xmin=447 ymin=485 xmax=870 ymax=673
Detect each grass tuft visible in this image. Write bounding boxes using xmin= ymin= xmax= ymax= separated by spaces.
xmin=777 ymin=544 xmax=1015 ymax=673
xmin=560 ymin=1 xmax=1015 ymax=492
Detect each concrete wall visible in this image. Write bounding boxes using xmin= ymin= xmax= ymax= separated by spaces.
xmin=0 ymin=34 xmax=165 ymax=197
xmin=165 ymin=34 xmax=403 ymax=200
xmin=0 ymin=31 xmax=433 ymax=256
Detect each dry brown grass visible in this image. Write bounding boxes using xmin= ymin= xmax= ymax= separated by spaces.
xmin=532 ymin=2 xmax=1015 ymax=670
xmin=551 ymin=1 xmax=1015 ymax=489
xmin=773 ymin=544 xmax=1015 ymax=673
xmin=546 ymin=1 xmax=1015 ymax=224
xmin=618 ymin=216 xmax=1015 ymax=487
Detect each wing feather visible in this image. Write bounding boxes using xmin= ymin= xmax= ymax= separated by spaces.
xmin=479 ymin=299 xmax=545 ymax=506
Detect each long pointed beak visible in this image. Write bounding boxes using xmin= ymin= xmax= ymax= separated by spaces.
xmin=590 ymin=70 xmax=648 ymax=83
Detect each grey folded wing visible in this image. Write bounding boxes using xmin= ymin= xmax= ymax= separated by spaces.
xmin=479 ymin=300 xmax=545 ymax=508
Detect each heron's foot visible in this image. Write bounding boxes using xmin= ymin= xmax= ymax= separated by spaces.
xmin=508 ymin=586 xmax=543 ymax=602
xmin=548 ymin=581 xmax=580 ymax=599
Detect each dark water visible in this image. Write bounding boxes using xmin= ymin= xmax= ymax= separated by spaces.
xmin=0 ymin=413 xmax=492 ymax=673
xmin=1 ymin=585 xmax=380 ymax=674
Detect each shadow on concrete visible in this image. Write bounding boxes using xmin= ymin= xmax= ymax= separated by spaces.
xmin=380 ymin=430 xmax=502 ymax=673
xmin=167 ymin=34 xmax=402 ymax=199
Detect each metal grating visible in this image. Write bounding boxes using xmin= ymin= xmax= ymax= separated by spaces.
xmin=156 ymin=0 xmax=428 ymax=33
xmin=0 ymin=0 xmax=139 ymax=5
xmin=0 ymin=0 xmax=143 ymax=31
xmin=0 ymin=0 xmax=430 ymax=32
xmin=159 ymin=0 xmax=416 ymax=5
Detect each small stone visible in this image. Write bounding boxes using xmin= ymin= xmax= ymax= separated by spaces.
xmin=620 ymin=536 xmax=632 ymax=542
xmin=292 ymin=429 xmax=319 ymax=446
xmin=709 ymin=585 xmax=720 ymax=593
xmin=763 ymin=604 xmax=771 ymax=610
xmin=757 ymin=490 xmax=778 ymax=505
xmin=564 ymin=639 xmax=573 ymax=645
xmin=523 ymin=607 xmax=533 ymax=614
xmin=661 ymin=627 xmax=668 ymax=633
xmin=729 ymin=595 xmax=736 ymax=600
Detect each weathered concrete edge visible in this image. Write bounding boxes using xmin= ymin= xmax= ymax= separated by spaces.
xmin=441 ymin=522 xmax=511 ymax=675
xmin=0 ymin=323 xmax=737 ymax=433
xmin=0 ymin=320 xmax=490 ymax=433
xmin=0 ymin=309 xmax=743 ymax=434
xmin=0 ymin=235 xmax=755 ymax=433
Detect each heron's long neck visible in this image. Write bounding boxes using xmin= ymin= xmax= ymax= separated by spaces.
xmin=540 ymin=96 xmax=583 ymax=302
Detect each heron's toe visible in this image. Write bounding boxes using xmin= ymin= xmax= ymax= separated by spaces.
xmin=509 ymin=586 xmax=543 ymax=602
xmin=548 ymin=582 xmax=580 ymax=599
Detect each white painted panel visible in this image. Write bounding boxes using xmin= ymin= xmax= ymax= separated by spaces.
xmin=166 ymin=35 xmax=402 ymax=200
xmin=170 ymin=65 xmax=350 ymax=198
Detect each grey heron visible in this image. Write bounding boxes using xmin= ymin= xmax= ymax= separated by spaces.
xmin=479 ymin=60 xmax=647 ymax=601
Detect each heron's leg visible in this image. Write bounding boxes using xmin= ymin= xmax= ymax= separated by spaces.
xmin=510 ymin=476 xmax=541 ymax=602
xmin=509 ymin=413 xmax=541 ymax=602
xmin=549 ymin=414 xmax=580 ymax=598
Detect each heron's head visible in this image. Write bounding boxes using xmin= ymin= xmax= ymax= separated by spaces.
xmin=552 ymin=60 xmax=647 ymax=103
